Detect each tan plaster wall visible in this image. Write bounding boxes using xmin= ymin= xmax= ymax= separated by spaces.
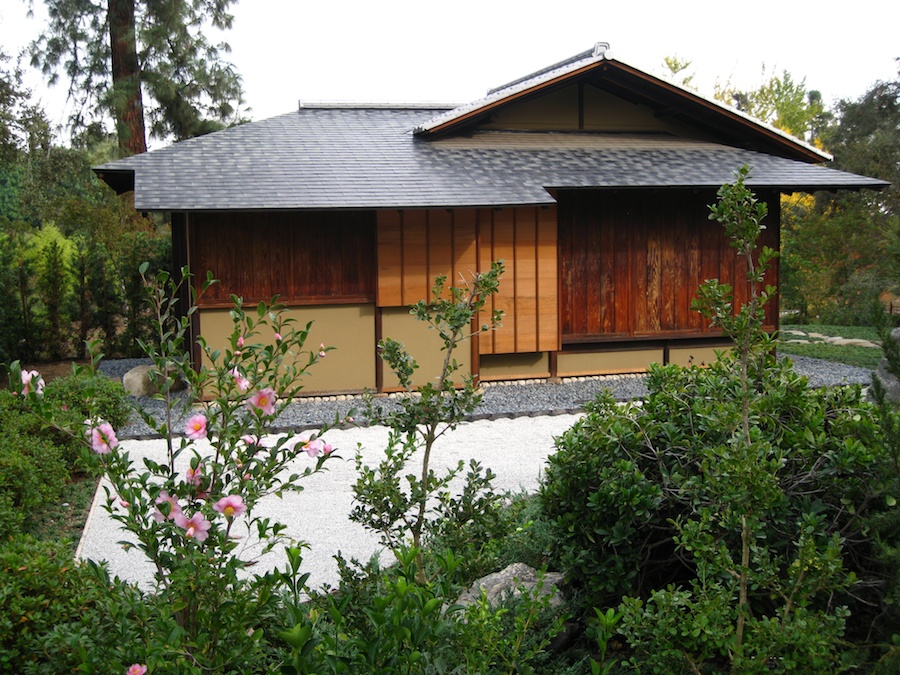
xmin=557 ymin=348 xmax=664 ymax=377
xmin=199 ymin=305 xmax=376 ymax=394
xmin=479 ymin=353 xmax=550 ymax=381
xmin=380 ymin=308 xmax=471 ymax=389
xmin=668 ymin=345 xmax=727 ymax=368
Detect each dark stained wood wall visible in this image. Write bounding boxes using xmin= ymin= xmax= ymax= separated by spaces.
xmin=558 ymin=189 xmax=779 ymax=342
xmin=188 ymin=211 xmax=376 ymax=306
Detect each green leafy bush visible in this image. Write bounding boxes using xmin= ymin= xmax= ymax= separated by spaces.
xmin=0 ymin=537 xmax=117 ymax=674
xmin=541 ymin=167 xmax=898 ymax=671
xmin=43 ymin=369 xmax=132 ymax=430
xmin=0 ymin=391 xmax=71 ymax=536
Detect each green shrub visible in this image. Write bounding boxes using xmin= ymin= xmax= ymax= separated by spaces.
xmin=43 ymin=369 xmax=132 ymax=430
xmin=541 ymin=168 xmax=898 ymax=670
xmin=0 ymin=537 xmax=114 ymax=674
xmin=0 ymin=391 xmax=71 ymax=537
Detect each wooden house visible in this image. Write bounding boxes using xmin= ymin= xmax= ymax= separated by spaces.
xmin=95 ymin=44 xmax=887 ymax=394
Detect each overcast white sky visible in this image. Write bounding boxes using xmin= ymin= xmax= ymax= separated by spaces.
xmin=1 ymin=0 xmax=898 ymax=142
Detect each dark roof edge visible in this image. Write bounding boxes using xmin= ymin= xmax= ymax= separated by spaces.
xmin=94 ymin=168 xmax=135 ymax=195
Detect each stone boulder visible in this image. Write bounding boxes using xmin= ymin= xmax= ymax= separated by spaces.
xmin=874 ymin=327 xmax=900 ymax=405
xmin=122 ymin=364 xmax=185 ymax=397
xmin=456 ymin=562 xmax=564 ymax=609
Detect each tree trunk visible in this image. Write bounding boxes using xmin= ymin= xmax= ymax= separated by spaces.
xmin=109 ymin=0 xmax=147 ymax=156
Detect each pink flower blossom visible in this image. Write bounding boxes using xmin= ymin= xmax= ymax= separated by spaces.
xmin=231 ymin=367 xmax=250 ymax=392
xmin=126 ymin=665 xmax=147 ymax=675
xmin=174 ymin=511 xmax=211 ymax=542
xmin=184 ymin=414 xmax=208 ymax=440
xmin=185 ymin=463 xmax=203 ymax=486
xmin=20 ymin=370 xmax=45 ymax=396
xmin=237 ymin=336 xmax=244 ymax=348
xmin=301 ymin=438 xmax=326 ymax=458
xmin=87 ymin=422 xmax=119 ymax=455
xmin=246 ymin=388 xmax=277 ymax=416
xmin=274 ymin=332 xmax=282 ymax=341
xmin=152 ymin=490 xmax=181 ymax=523
xmin=213 ymin=494 xmax=247 ymax=519
xmin=318 ymin=343 xmax=326 ymax=358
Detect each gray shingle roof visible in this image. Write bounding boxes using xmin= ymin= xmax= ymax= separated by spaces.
xmin=95 ymin=107 xmax=888 ymax=212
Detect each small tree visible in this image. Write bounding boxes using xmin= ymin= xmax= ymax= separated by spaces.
xmin=351 ymin=261 xmax=504 ymax=584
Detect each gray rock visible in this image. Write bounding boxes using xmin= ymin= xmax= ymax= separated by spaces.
xmin=456 ymin=562 xmax=564 ymax=609
xmin=874 ymin=328 xmax=900 ymax=404
xmin=122 ymin=365 xmax=185 ymax=397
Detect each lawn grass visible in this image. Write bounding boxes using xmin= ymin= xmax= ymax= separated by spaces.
xmin=26 ymin=473 xmax=100 ymax=553
xmin=780 ymin=324 xmax=881 ymax=342
xmin=778 ymin=323 xmax=883 ymax=370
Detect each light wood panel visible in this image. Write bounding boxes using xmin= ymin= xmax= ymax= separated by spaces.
xmin=377 ymin=206 xmax=560 ymax=357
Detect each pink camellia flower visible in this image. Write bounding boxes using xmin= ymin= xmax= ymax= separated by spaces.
xmin=88 ymin=422 xmax=119 ymax=455
xmin=184 ymin=414 xmax=208 ymax=440
xmin=246 ymin=388 xmax=277 ymax=416
xmin=231 ymin=366 xmax=251 ymax=392
xmin=213 ymin=494 xmax=247 ymax=519
xmin=274 ymin=332 xmax=282 ymax=341
xmin=237 ymin=336 xmax=244 ymax=348
xmin=185 ymin=463 xmax=203 ymax=486
xmin=318 ymin=343 xmax=326 ymax=358
xmin=20 ymin=370 xmax=45 ymax=396
xmin=302 ymin=438 xmax=325 ymax=458
xmin=174 ymin=511 xmax=211 ymax=542
xmin=126 ymin=665 xmax=147 ymax=675
xmin=152 ymin=490 xmax=181 ymax=523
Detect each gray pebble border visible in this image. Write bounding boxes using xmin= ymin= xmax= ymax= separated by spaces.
xmin=99 ymin=355 xmax=874 ymax=441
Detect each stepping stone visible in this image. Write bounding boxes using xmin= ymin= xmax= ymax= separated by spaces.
xmin=784 ymin=330 xmax=808 ymax=337
xmin=807 ymin=332 xmax=828 ymax=339
xmin=824 ymin=337 xmax=880 ymax=347
xmin=785 ymin=339 xmax=811 ymax=344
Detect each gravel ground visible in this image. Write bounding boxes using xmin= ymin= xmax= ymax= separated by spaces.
xmin=100 ymin=354 xmax=874 ymax=440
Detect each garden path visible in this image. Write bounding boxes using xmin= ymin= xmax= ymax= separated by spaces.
xmin=76 ymin=413 xmax=581 ymax=593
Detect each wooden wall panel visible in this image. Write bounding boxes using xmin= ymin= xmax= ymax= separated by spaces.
xmin=378 ymin=209 xmax=485 ymax=307
xmin=537 ymin=206 xmax=560 ymax=352
xmin=490 ymin=209 xmax=517 ymax=353
xmin=453 ymin=210 xmax=479 ymax=284
xmin=376 ymin=209 xmax=403 ymax=306
xmin=376 ymin=206 xmax=560 ymax=357
xmin=427 ymin=209 xmax=453 ymax=290
xmin=402 ymin=211 xmax=429 ymax=303
xmin=514 ymin=208 xmax=537 ymax=352
xmin=188 ymin=211 xmax=375 ymax=306
xmin=558 ymin=189 xmax=780 ymax=341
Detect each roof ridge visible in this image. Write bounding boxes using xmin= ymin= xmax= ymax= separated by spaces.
xmin=487 ymin=43 xmax=608 ymax=95
xmin=298 ymin=101 xmax=458 ymax=110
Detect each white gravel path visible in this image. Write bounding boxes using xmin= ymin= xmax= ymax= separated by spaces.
xmin=76 ymin=414 xmax=582 ymax=592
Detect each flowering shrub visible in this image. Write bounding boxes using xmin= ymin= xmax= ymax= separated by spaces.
xmin=7 ymin=265 xmax=340 ymax=672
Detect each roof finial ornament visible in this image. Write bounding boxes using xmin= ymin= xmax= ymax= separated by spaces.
xmin=593 ymin=42 xmax=611 ymax=58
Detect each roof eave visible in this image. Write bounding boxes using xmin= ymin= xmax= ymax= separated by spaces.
xmin=94 ymin=167 xmax=135 ymax=195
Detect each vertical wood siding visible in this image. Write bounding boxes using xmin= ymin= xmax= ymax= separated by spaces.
xmin=376 ymin=207 xmax=560 ymax=356
xmin=558 ymin=190 xmax=779 ymax=341
xmin=188 ymin=211 xmax=376 ymax=305
xmin=376 ymin=209 xmax=479 ymax=306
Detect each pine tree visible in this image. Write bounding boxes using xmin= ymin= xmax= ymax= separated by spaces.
xmin=29 ymin=0 xmax=245 ymax=156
